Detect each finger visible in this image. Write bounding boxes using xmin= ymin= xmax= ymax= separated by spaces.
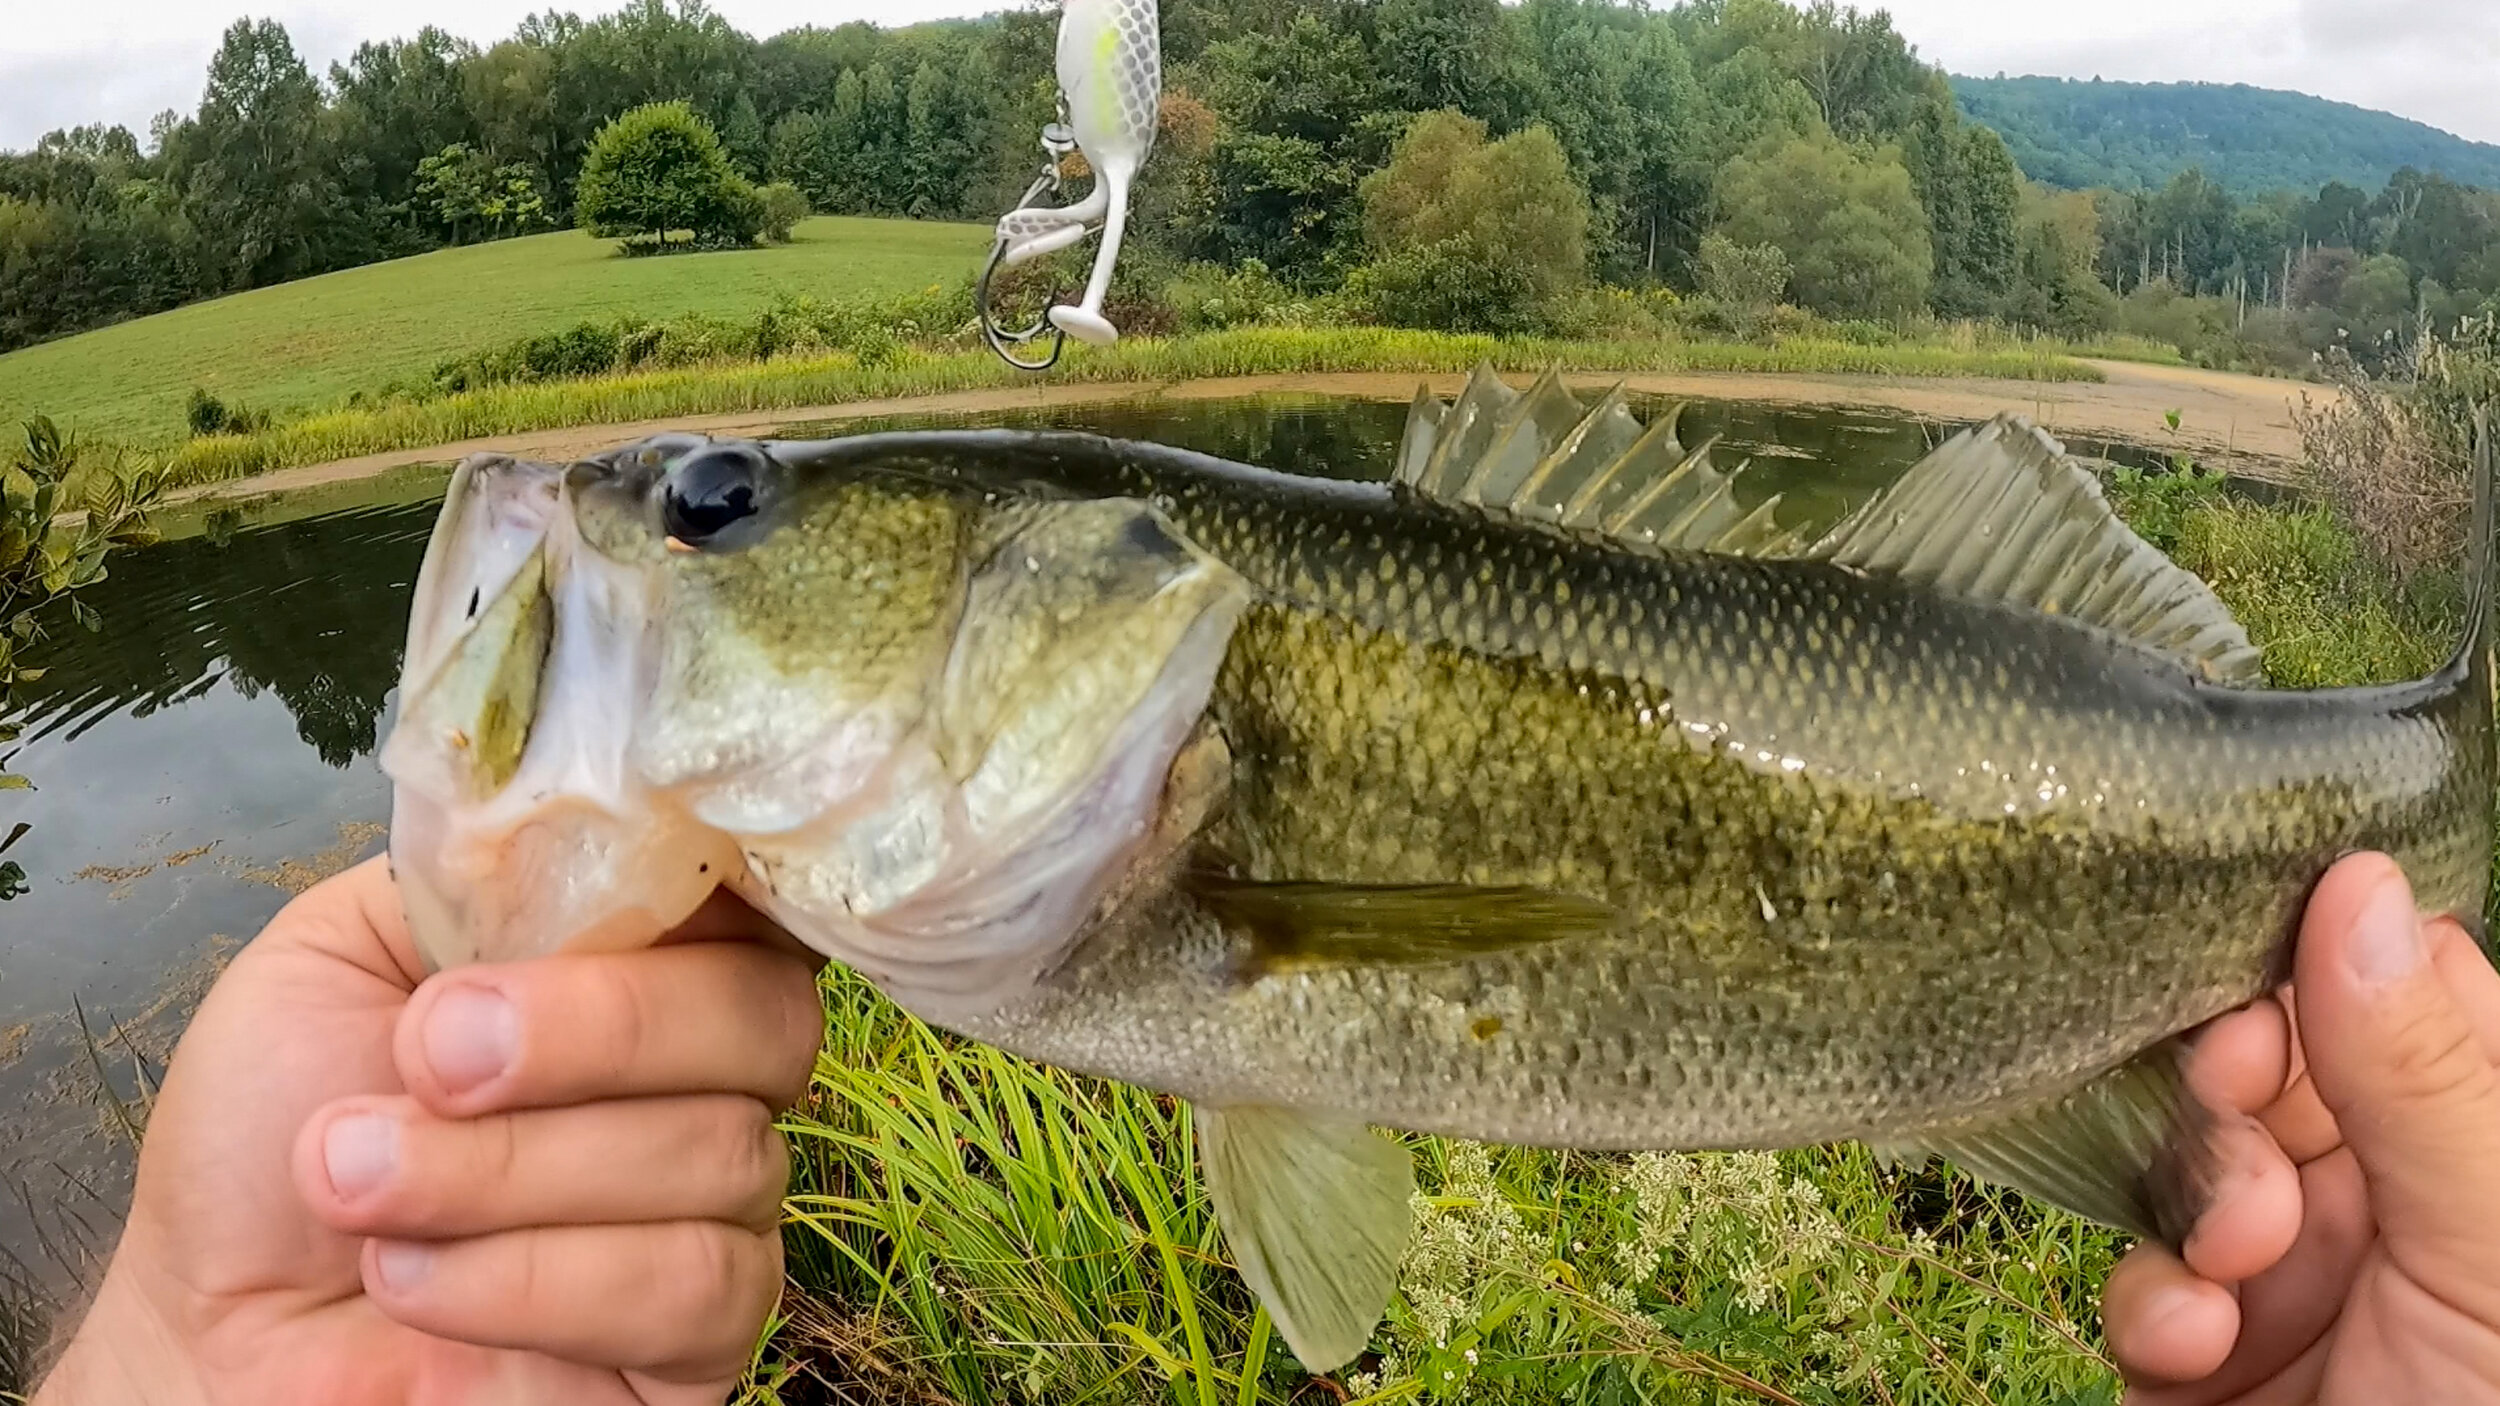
xmin=2184 ymin=1001 xmax=2290 ymax=1118
xmin=2295 ymin=853 xmax=2500 ymax=1319
xmin=659 ymin=883 xmax=823 ymax=972
xmin=2127 ymin=1150 xmax=2371 ymax=1405
xmin=2104 ymin=1244 xmax=2240 ymax=1385
xmin=363 ymin=1221 xmax=782 ymax=1383
xmin=255 ymin=855 xmax=427 ymax=992
xmin=295 ymin=1094 xmax=789 ymax=1239
xmin=2180 ymin=1115 xmax=2301 ymax=1284
xmin=2430 ymin=917 xmax=2500 ymax=1061
xmin=2169 ymin=1001 xmax=2300 ymax=1284
xmin=395 ymin=940 xmax=824 ymax=1119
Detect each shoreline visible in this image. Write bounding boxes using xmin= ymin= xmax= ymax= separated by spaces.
xmin=149 ymin=358 xmax=2328 ymax=516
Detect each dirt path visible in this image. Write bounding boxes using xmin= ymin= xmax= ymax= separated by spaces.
xmin=165 ymin=360 xmax=2333 ymax=511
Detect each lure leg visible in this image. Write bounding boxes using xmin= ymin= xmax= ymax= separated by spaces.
xmin=1052 ymin=164 xmax=1132 ymax=346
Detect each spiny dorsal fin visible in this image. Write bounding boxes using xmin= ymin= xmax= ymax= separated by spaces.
xmin=1394 ymin=372 xmax=2264 ymax=683
xmin=1807 ymin=416 xmax=2266 ymax=684
xmin=1393 ymin=364 xmax=1816 ymax=556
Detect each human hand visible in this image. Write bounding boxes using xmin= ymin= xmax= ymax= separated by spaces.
xmin=2103 ymin=852 xmax=2500 ymax=1403
xmin=33 ymin=857 xmax=827 ymax=1406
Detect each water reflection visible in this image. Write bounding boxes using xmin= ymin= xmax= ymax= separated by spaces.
xmin=16 ymin=505 xmax=436 ymax=770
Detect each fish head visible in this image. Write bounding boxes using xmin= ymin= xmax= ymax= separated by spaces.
xmin=384 ymin=434 xmax=1248 ymax=1011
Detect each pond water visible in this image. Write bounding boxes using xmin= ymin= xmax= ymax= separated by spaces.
xmin=0 ymin=389 xmax=2176 ymax=1316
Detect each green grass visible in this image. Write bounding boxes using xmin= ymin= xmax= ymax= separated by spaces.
xmin=742 ymin=489 xmax=2457 ymax=1406
xmin=0 ymin=216 xmax=991 ymax=444
xmin=146 ymin=328 xmax=2101 ymax=496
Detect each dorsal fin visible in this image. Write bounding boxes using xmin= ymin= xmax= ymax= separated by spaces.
xmin=1393 ymin=365 xmax=1816 ymax=556
xmin=1392 ymin=369 xmax=2266 ymax=684
xmin=1805 ymin=415 xmax=2266 ymax=684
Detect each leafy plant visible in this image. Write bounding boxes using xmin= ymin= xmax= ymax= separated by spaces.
xmin=755 ymin=182 xmax=810 ymax=245
xmin=0 ymin=416 xmax=161 ymax=787
xmin=2294 ymin=324 xmax=2495 ymax=579
xmin=184 ymin=387 xmax=268 ymax=438
xmin=575 ymin=101 xmax=766 ymax=254
xmin=1696 ymin=235 xmax=1792 ymax=317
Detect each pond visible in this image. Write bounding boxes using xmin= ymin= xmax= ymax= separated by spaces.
xmin=0 ymin=389 xmax=2189 ymax=1319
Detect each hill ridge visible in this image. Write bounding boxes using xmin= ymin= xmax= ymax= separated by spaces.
xmin=1953 ymin=74 xmax=2500 ymax=197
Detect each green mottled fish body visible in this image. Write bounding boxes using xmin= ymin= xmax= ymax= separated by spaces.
xmin=384 ymin=371 xmax=2495 ymax=1373
xmin=956 ymin=532 xmax=2487 ymax=1148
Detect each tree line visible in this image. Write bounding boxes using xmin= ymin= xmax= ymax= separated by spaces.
xmin=3 ymin=0 xmax=2497 ymax=367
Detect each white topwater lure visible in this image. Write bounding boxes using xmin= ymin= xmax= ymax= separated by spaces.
xmin=980 ymin=0 xmax=1162 ymax=370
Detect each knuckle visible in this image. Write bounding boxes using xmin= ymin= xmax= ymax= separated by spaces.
xmin=668 ymin=1220 xmax=751 ymax=1312
xmin=696 ymin=1098 xmax=788 ymax=1229
xmin=581 ymin=959 xmax=657 ymax=1085
xmin=766 ymin=964 xmax=826 ymax=1103
xmin=2377 ymin=1017 xmax=2495 ymax=1110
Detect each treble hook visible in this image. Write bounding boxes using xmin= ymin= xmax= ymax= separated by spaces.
xmin=978 ymin=121 xmax=1085 ymax=372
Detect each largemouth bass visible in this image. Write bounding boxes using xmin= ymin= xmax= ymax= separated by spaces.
xmin=382 ymin=370 xmax=2497 ymax=1372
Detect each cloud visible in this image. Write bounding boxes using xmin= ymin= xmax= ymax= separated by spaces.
xmin=0 ymin=1 xmax=990 ymax=150
xmin=5 ymin=1 xmax=2493 ymax=154
xmin=1904 ymin=0 xmax=2500 ymax=144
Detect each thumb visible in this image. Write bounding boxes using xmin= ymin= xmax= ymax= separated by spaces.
xmin=2297 ymin=853 xmax=2500 ymax=1314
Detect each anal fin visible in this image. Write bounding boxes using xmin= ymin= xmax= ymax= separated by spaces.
xmin=1199 ymin=1105 xmax=1415 ymax=1374
xmin=1879 ymin=1038 xmax=2224 ymax=1247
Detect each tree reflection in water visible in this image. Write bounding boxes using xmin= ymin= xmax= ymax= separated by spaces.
xmin=12 ymin=503 xmax=436 ymax=770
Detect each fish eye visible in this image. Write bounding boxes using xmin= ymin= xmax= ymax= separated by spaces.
xmin=662 ymin=444 xmax=770 ymax=549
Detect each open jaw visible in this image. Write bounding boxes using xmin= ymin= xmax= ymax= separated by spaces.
xmin=382 ymin=445 xmax=1252 ymax=1006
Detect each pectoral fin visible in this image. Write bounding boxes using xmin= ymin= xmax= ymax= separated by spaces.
xmin=1198 ymin=1105 xmax=1414 ymax=1374
xmin=1185 ymin=870 xmax=1619 ymax=975
xmin=1876 ymin=1037 xmax=2224 ymax=1246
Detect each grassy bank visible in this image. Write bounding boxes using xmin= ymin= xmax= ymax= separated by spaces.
xmin=0 ymin=216 xmax=990 ymax=445
xmin=744 ymin=484 xmax=2460 ymax=1406
xmin=147 ymin=328 xmax=2100 ymax=495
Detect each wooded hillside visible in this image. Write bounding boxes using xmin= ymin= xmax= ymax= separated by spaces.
xmin=1957 ymin=76 xmax=2500 ymax=197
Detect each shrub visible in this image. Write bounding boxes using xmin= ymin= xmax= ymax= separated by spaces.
xmin=1695 ymin=235 xmax=1790 ymax=314
xmin=575 ymin=101 xmax=765 ymax=253
xmin=757 ymin=182 xmax=809 ymax=244
xmin=1161 ymin=260 xmax=1326 ymax=333
xmin=1714 ymin=130 xmax=1933 ymax=320
xmin=184 ymin=388 xmax=267 ymax=437
xmin=427 ymin=285 xmax=982 ymax=394
xmin=1355 ymin=111 xmax=1591 ymax=332
xmin=2 ymin=416 xmax=160 ymax=786
xmin=1349 ymin=238 xmax=1545 ymax=335
xmin=2295 ymin=323 xmax=2494 ymax=579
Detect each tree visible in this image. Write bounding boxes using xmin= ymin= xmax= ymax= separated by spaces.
xmin=2007 ymin=186 xmax=2117 ymax=337
xmin=574 ymin=101 xmax=763 ymax=251
xmin=328 ymin=28 xmax=481 ymax=246
xmin=1357 ymin=111 xmax=1591 ymax=330
xmin=1370 ymin=0 xmax=1529 ymax=124
xmin=1715 ymin=129 xmax=1932 ymax=319
xmin=415 ymin=144 xmax=495 ymax=242
xmin=1916 ymin=122 xmax=2021 ymax=318
xmin=173 ymin=19 xmax=353 ymax=290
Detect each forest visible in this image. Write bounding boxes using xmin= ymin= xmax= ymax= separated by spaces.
xmin=1957 ymin=76 xmax=2500 ymax=199
xmin=3 ymin=0 xmax=2498 ymax=375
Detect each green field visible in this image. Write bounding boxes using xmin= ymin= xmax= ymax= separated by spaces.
xmin=0 ymin=216 xmax=990 ymax=444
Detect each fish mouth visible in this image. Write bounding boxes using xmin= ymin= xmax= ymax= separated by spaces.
xmin=403 ymin=453 xmax=567 ymax=691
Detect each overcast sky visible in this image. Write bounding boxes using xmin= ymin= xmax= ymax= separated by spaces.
xmin=4 ymin=0 xmax=2495 ymax=154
